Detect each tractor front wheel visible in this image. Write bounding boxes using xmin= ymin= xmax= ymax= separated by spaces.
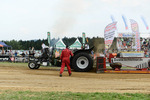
xmin=28 ymin=61 xmax=37 ymax=69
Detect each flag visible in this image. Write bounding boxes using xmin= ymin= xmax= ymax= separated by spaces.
xmin=82 ymin=32 xmax=86 ymax=44
xmin=110 ymin=15 xmax=115 ymax=22
xmin=130 ymin=19 xmax=140 ymax=51
xmin=104 ymin=22 xmax=117 ymax=53
xmin=47 ymin=32 xmax=51 ymax=46
xmin=122 ymin=15 xmax=128 ymax=30
xmin=141 ymin=16 xmax=149 ymax=30
xmin=130 ymin=19 xmax=139 ymax=32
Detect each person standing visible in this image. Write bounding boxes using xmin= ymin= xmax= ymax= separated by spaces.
xmin=60 ymin=45 xmax=73 ymax=77
xmin=14 ymin=51 xmax=17 ymax=57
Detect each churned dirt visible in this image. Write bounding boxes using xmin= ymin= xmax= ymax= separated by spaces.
xmin=0 ymin=65 xmax=150 ymax=93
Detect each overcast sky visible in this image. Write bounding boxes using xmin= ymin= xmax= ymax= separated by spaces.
xmin=0 ymin=0 xmax=150 ymax=40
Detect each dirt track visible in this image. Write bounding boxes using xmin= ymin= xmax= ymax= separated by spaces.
xmin=1 ymin=65 xmax=150 ymax=93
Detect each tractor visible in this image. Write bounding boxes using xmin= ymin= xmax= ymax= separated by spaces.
xmin=28 ymin=46 xmax=94 ymax=72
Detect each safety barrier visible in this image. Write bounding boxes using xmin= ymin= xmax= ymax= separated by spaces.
xmin=0 ymin=56 xmax=29 ymax=63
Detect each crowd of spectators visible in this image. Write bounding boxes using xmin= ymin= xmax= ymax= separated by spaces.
xmin=0 ymin=48 xmax=42 ymax=57
xmin=117 ymin=37 xmax=150 ymax=52
xmin=117 ymin=37 xmax=134 ymax=51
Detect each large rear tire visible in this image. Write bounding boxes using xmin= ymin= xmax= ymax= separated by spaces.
xmin=72 ymin=52 xmax=93 ymax=72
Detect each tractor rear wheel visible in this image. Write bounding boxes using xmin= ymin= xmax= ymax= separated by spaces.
xmin=72 ymin=52 xmax=93 ymax=72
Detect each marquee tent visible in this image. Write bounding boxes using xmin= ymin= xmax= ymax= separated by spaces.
xmin=69 ymin=38 xmax=82 ymax=49
xmin=54 ymin=39 xmax=66 ymax=49
xmin=0 ymin=42 xmax=11 ymax=47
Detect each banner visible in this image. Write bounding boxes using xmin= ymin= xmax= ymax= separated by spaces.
xmin=82 ymin=32 xmax=86 ymax=44
xmin=47 ymin=32 xmax=51 ymax=47
xmin=141 ymin=16 xmax=149 ymax=30
xmin=104 ymin=22 xmax=117 ymax=52
xmin=130 ymin=19 xmax=140 ymax=51
xmin=0 ymin=56 xmax=11 ymax=62
xmin=0 ymin=56 xmax=28 ymax=63
xmin=120 ymin=51 xmax=144 ymax=57
xmin=14 ymin=57 xmax=28 ymax=63
xmin=122 ymin=15 xmax=128 ymax=30
xmin=118 ymin=33 xmax=133 ymax=38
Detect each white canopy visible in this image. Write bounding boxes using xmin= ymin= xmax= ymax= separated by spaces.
xmin=69 ymin=38 xmax=82 ymax=49
xmin=54 ymin=39 xmax=66 ymax=49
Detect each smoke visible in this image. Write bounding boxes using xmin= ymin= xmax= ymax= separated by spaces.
xmin=52 ymin=0 xmax=91 ymax=38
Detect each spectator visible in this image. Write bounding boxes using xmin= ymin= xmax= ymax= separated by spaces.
xmin=42 ymin=43 xmax=49 ymax=49
xmin=143 ymin=39 xmax=148 ymax=49
xmin=14 ymin=51 xmax=18 ymax=57
xmin=25 ymin=51 xmax=29 ymax=57
xmin=29 ymin=47 xmax=35 ymax=57
xmin=5 ymin=50 xmax=8 ymax=55
xmin=9 ymin=49 xmax=13 ymax=56
xmin=21 ymin=52 xmax=25 ymax=57
xmin=1 ymin=48 xmax=5 ymax=55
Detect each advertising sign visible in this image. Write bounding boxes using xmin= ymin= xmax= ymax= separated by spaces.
xmin=14 ymin=57 xmax=28 ymax=63
xmin=104 ymin=22 xmax=117 ymax=52
xmin=130 ymin=19 xmax=140 ymax=51
xmin=0 ymin=56 xmax=10 ymax=61
xmin=82 ymin=32 xmax=86 ymax=44
xmin=120 ymin=51 xmax=144 ymax=57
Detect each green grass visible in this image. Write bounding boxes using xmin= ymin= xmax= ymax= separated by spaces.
xmin=0 ymin=90 xmax=149 ymax=100
xmin=0 ymin=62 xmax=27 ymax=67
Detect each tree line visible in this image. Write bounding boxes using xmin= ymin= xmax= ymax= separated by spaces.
xmin=2 ymin=37 xmax=104 ymax=50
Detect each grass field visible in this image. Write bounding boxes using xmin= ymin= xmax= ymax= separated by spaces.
xmin=0 ymin=62 xmax=27 ymax=67
xmin=0 ymin=90 xmax=150 ymax=100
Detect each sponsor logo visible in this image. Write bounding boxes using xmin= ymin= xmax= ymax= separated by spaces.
xmin=113 ymin=58 xmax=143 ymax=61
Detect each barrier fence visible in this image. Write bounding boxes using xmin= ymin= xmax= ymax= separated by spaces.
xmin=0 ymin=55 xmax=29 ymax=63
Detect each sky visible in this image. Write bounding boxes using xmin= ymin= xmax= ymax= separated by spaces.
xmin=0 ymin=0 xmax=150 ymax=40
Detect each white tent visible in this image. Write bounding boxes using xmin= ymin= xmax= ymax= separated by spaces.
xmin=54 ymin=39 xmax=66 ymax=49
xmin=69 ymin=38 xmax=82 ymax=49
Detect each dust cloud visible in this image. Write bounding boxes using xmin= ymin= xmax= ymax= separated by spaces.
xmin=52 ymin=0 xmax=91 ymax=37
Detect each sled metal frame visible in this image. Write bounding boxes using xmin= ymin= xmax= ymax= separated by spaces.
xmin=96 ymin=57 xmax=150 ymax=74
